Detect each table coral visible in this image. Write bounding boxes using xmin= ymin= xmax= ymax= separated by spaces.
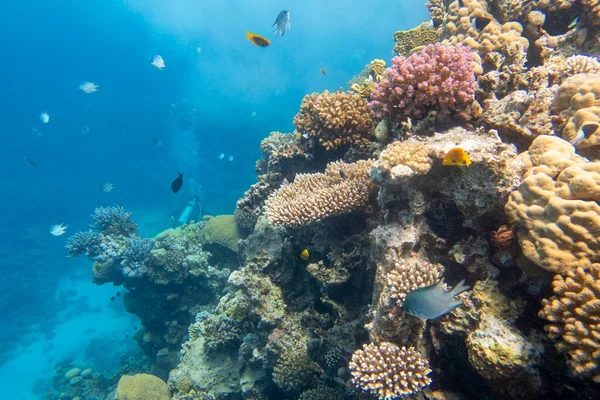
xmin=393 ymin=22 xmax=438 ymax=56
xmin=538 ymin=264 xmax=600 ymax=382
xmin=369 ymin=43 xmax=480 ymax=123
xmin=505 ymin=135 xmax=600 ymax=274
xmin=293 ymin=89 xmax=375 ymax=150
xmin=264 ymin=160 xmax=375 ymax=227
xmin=552 ymin=73 xmax=600 ymax=148
xmin=349 ymin=342 xmax=431 ymax=398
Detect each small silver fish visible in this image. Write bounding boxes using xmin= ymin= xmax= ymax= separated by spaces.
xmin=273 ymin=10 xmax=291 ymax=38
xmin=403 ymin=278 xmax=470 ymax=320
xmin=569 ymin=122 xmax=599 ymax=146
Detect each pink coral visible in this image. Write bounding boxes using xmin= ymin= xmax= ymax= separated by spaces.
xmin=369 ymin=43 xmax=478 ymax=122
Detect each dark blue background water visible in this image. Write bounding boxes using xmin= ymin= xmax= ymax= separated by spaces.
xmin=0 ymin=0 xmax=426 ymax=397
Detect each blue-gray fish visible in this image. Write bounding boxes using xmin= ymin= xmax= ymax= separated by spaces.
xmin=273 ymin=10 xmax=290 ymax=37
xmin=403 ymin=278 xmax=470 ymax=320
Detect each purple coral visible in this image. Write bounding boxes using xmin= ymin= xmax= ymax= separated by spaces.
xmin=369 ymin=43 xmax=477 ymax=121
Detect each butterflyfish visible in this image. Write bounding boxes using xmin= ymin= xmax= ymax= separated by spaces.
xmin=442 ymin=147 xmax=471 ymax=167
xmin=246 ymin=31 xmax=271 ymax=47
xmin=300 ymin=249 xmax=309 ymax=260
xmin=403 ymin=278 xmax=470 ymax=320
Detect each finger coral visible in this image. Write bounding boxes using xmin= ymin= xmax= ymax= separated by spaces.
xmin=552 ymin=73 xmax=600 ymax=148
xmin=264 ymin=160 xmax=375 ymax=227
xmin=505 ymin=135 xmax=600 ymax=274
xmin=293 ymin=90 xmax=375 ymax=150
xmin=369 ymin=43 xmax=479 ymax=123
xmin=538 ymin=264 xmax=600 ymax=382
xmin=349 ymin=342 xmax=432 ymax=398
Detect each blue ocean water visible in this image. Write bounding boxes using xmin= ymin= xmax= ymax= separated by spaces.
xmin=0 ymin=0 xmax=426 ymax=397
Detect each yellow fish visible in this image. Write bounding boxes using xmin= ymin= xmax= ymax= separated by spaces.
xmin=300 ymin=249 xmax=309 ymax=260
xmin=246 ymin=31 xmax=271 ymax=47
xmin=442 ymin=147 xmax=471 ymax=167
xmin=295 ymin=131 xmax=302 ymax=140
xmin=320 ymin=68 xmax=328 ymax=75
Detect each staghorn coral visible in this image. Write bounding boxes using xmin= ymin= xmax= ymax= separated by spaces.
xmin=272 ymin=346 xmax=323 ymax=392
xmin=91 ymin=206 xmax=138 ymax=237
xmin=121 ymin=237 xmax=156 ymax=279
xmin=384 ymin=250 xmax=445 ymax=308
xmin=505 ymin=135 xmax=600 ymax=274
xmin=293 ymin=89 xmax=375 ymax=150
xmin=369 ymin=43 xmax=480 ymax=123
xmin=393 ymin=22 xmax=438 ymax=56
xmin=539 ymin=264 xmax=600 ymax=382
xmin=264 ymin=160 xmax=375 ymax=227
xmin=552 ymin=73 xmax=600 ymax=148
xmin=65 ymin=230 xmax=102 ymax=257
xmin=349 ymin=342 xmax=431 ymax=398
xmin=437 ymin=0 xmax=529 ymax=67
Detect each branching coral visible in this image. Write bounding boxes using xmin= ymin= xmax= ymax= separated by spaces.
xmin=371 ymin=140 xmax=435 ymax=184
xmin=349 ymin=342 xmax=432 ymax=399
xmin=426 ymin=0 xmax=446 ymax=27
xmin=272 ymin=346 xmax=323 ymax=392
xmin=393 ymin=22 xmax=438 ymax=56
xmin=539 ymin=264 xmax=600 ymax=382
xmin=385 ymin=250 xmax=445 ymax=307
xmin=264 ymin=160 xmax=374 ymax=227
xmin=293 ymin=90 xmax=375 ymax=150
xmin=66 ymin=230 xmax=102 ymax=257
xmin=121 ymin=238 xmax=156 ymax=278
xmin=91 ymin=206 xmax=138 ymax=236
xmin=369 ymin=43 xmax=479 ymax=122
xmin=349 ymin=59 xmax=387 ymax=98
xmin=505 ymin=135 xmax=600 ymax=274
xmin=259 ymin=131 xmax=311 ymax=173
xmin=552 ymin=73 xmax=600 ymax=148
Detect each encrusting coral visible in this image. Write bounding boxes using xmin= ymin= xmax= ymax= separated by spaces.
xmin=393 ymin=22 xmax=438 ymax=56
xmin=539 ymin=264 xmax=600 ymax=382
xmin=264 ymin=160 xmax=375 ymax=227
xmin=505 ymin=135 xmax=600 ymax=274
xmin=116 ymin=373 xmax=170 ymax=400
xmin=369 ymin=43 xmax=480 ymax=123
xmin=293 ymin=89 xmax=375 ymax=150
xmin=349 ymin=342 xmax=432 ymax=398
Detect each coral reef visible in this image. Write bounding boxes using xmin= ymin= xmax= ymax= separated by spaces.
xmin=272 ymin=345 xmax=323 ymax=392
xmin=349 ymin=342 xmax=432 ymax=398
xmin=92 ymin=206 xmax=138 ymax=237
xmin=201 ymin=215 xmax=241 ymax=252
xmin=393 ymin=22 xmax=438 ymax=56
xmin=539 ymin=264 xmax=600 ymax=382
xmin=370 ymin=43 xmax=480 ymax=123
xmin=349 ymin=59 xmax=387 ymax=98
xmin=116 ymin=373 xmax=170 ymax=400
xmin=505 ymin=135 xmax=600 ymax=274
xmin=293 ymin=89 xmax=375 ymax=150
xmin=264 ymin=160 xmax=375 ymax=227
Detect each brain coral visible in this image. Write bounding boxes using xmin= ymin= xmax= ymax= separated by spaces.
xmin=349 ymin=342 xmax=431 ymax=398
xmin=505 ymin=135 xmax=600 ymax=274
xmin=293 ymin=89 xmax=375 ymax=150
xmin=264 ymin=160 xmax=374 ymax=227
xmin=369 ymin=43 xmax=479 ymax=122
xmin=539 ymin=264 xmax=600 ymax=382
xmin=202 ymin=215 xmax=241 ymax=252
xmin=552 ymin=73 xmax=600 ymax=148
xmin=116 ymin=374 xmax=170 ymax=400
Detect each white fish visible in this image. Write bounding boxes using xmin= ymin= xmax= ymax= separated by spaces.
xmin=40 ymin=112 xmax=49 ymax=124
xmin=196 ymin=47 xmax=202 ymax=54
xmin=31 ymin=127 xmax=41 ymax=136
xmin=251 ymin=111 xmax=257 ymax=117
xmin=50 ymin=223 xmax=68 ymax=236
xmin=151 ymin=55 xmax=165 ymax=69
xmin=272 ymin=10 xmax=290 ymax=38
xmin=79 ymin=81 xmax=99 ymax=93
xmin=101 ymin=182 xmax=114 ymax=192
xmin=569 ymin=122 xmax=599 ymax=146
xmin=228 ymin=155 xmax=234 ymax=161
xmin=219 ymin=153 xmax=225 ymax=160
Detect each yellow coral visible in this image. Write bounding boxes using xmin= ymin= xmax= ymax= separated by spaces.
xmin=116 ymin=374 xmax=170 ymax=400
xmin=393 ymin=22 xmax=438 ymax=57
xmin=264 ymin=160 xmax=374 ymax=227
xmin=349 ymin=342 xmax=431 ymax=398
xmin=426 ymin=0 xmax=446 ymax=27
xmin=552 ymin=73 xmax=600 ymax=148
xmin=539 ymin=264 xmax=600 ymax=382
xmin=293 ymin=89 xmax=375 ymax=150
xmin=202 ymin=215 xmax=241 ymax=252
xmin=375 ymin=141 xmax=434 ymax=182
xmin=505 ymin=135 xmax=600 ymax=274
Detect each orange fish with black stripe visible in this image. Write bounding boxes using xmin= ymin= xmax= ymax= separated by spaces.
xmin=246 ymin=31 xmax=271 ymax=47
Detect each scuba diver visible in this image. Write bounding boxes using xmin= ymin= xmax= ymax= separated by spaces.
xmin=171 ymin=198 xmax=202 ymax=227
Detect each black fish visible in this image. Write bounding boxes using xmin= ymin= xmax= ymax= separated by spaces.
xmin=472 ymin=16 xmax=492 ymax=31
xmin=110 ymin=296 xmax=115 ymax=301
xmin=24 ymin=156 xmax=38 ymax=166
xmin=171 ymin=173 xmax=183 ymax=193
xmin=153 ymin=137 xmax=164 ymax=146
xmin=116 ymin=292 xmax=121 ymax=297
xmin=339 ymin=167 xmax=347 ymax=180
